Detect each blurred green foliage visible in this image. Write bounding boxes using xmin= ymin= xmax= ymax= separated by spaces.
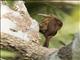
xmin=4 ymin=0 xmax=14 ymax=7
xmin=26 ymin=2 xmax=80 ymax=48
xmin=0 ymin=49 xmax=17 ymax=60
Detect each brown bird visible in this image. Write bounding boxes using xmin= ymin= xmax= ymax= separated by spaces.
xmin=39 ymin=15 xmax=63 ymax=47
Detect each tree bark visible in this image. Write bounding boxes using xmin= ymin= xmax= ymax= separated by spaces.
xmin=0 ymin=32 xmax=57 ymax=60
xmin=1 ymin=32 xmax=80 ymax=60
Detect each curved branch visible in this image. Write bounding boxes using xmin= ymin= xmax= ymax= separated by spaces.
xmin=0 ymin=32 xmax=57 ymax=60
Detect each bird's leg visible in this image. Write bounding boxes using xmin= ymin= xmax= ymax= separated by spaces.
xmin=43 ymin=36 xmax=52 ymax=48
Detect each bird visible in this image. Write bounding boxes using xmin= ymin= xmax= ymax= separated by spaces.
xmin=39 ymin=14 xmax=63 ymax=47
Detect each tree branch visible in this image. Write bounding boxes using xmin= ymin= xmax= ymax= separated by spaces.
xmin=0 ymin=32 xmax=57 ymax=60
